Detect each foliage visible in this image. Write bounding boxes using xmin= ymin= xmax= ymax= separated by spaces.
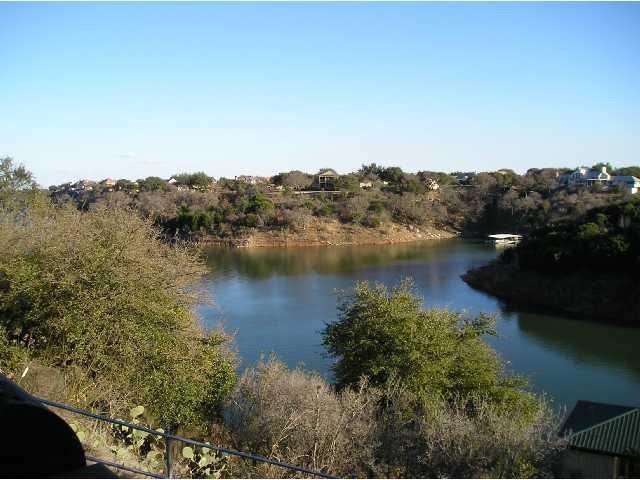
xmin=227 ymin=357 xmax=564 ymax=478
xmin=272 ymin=171 xmax=312 ymax=190
xmin=0 ymin=201 xmax=236 ymax=428
xmin=0 ymin=157 xmax=36 ymax=192
xmin=226 ymin=356 xmax=379 ymax=478
xmin=323 ymin=279 xmax=534 ymax=410
xmin=137 ymin=176 xmax=169 ymax=192
xmin=172 ymin=172 xmax=214 ymax=190
xmin=504 ymin=197 xmax=640 ymax=274
xmin=0 ymin=157 xmax=42 ymax=210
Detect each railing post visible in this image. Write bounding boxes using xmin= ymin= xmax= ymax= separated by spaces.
xmin=164 ymin=430 xmax=172 ymax=478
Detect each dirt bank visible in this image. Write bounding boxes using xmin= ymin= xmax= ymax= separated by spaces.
xmin=462 ymin=263 xmax=640 ymax=326
xmin=206 ymin=219 xmax=457 ymax=248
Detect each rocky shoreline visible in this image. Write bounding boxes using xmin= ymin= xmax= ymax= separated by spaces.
xmin=462 ymin=263 xmax=640 ymax=326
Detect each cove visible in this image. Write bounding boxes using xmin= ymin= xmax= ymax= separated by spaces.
xmin=199 ymin=239 xmax=640 ymax=409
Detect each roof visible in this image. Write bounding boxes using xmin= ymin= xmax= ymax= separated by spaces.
xmin=488 ymin=234 xmax=522 ymax=239
xmin=612 ymin=175 xmax=640 ymax=183
xmin=586 ymin=170 xmax=609 ymax=180
xmin=561 ymin=400 xmax=640 ymax=456
xmin=317 ymin=169 xmax=338 ymax=176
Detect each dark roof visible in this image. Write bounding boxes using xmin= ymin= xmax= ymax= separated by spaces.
xmin=561 ymin=400 xmax=640 ymax=456
xmin=561 ymin=400 xmax=636 ymax=436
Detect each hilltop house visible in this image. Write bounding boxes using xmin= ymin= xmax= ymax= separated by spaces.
xmin=455 ymin=172 xmax=474 ymax=185
xmin=71 ymin=180 xmax=96 ymax=192
xmin=559 ymin=166 xmax=639 ymax=194
xmin=559 ymin=400 xmax=640 ymax=478
xmin=611 ymin=175 xmax=640 ymax=194
xmin=313 ymin=169 xmax=339 ymax=190
xmin=559 ymin=166 xmax=611 ymax=187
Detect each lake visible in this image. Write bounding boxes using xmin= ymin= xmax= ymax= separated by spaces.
xmin=199 ymin=239 xmax=640 ymax=410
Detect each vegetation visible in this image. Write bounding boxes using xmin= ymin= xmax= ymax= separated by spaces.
xmin=463 ymin=197 xmax=640 ymax=325
xmin=2 ymin=156 xmax=607 ymax=477
xmin=502 ymin=197 xmax=640 ymax=275
xmin=323 ymin=279 xmax=534 ymax=410
xmin=0 ymin=160 xmax=236 ymax=429
xmin=48 ymin=161 xmax=639 ymax=244
xmin=226 ymin=357 xmax=563 ymax=478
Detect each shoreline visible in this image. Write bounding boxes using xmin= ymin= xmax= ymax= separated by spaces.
xmin=199 ymin=220 xmax=458 ymax=248
xmin=462 ymin=263 xmax=640 ymax=326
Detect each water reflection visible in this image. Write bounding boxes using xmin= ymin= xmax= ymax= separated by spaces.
xmin=204 ymin=240 xmax=470 ymax=280
xmin=200 ymin=240 xmax=640 ymax=408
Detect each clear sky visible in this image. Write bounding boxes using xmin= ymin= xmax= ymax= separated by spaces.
xmin=1 ymin=2 xmax=639 ymax=186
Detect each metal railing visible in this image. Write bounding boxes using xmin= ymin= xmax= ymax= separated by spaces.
xmin=37 ymin=397 xmax=335 ymax=479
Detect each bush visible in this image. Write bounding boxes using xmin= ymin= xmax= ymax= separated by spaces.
xmin=226 ymin=357 xmax=379 ymax=478
xmin=323 ymin=279 xmax=534 ymax=411
xmin=226 ymin=357 xmax=565 ymax=478
xmin=361 ymin=213 xmax=382 ymax=228
xmin=0 ymin=202 xmax=236 ymax=428
xmin=376 ymin=388 xmax=565 ymax=478
xmin=389 ymin=193 xmax=430 ymax=225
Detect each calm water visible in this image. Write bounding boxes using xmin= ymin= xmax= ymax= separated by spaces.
xmin=199 ymin=240 xmax=640 ymax=410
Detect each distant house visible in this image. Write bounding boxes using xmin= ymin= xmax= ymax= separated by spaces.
xmin=611 ymin=176 xmax=640 ymax=195
xmin=559 ymin=400 xmax=640 ymax=478
xmin=560 ymin=166 xmax=611 ymax=187
xmin=313 ymin=169 xmax=339 ymax=190
xmin=559 ymin=167 xmax=639 ymax=194
xmin=455 ymin=172 xmax=474 ymax=185
xmin=71 ymin=179 xmax=96 ymax=192
xmin=359 ymin=181 xmax=373 ymax=189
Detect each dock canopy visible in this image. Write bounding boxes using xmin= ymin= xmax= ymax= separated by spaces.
xmin=487 ymin=234 xmax=523 ymax=240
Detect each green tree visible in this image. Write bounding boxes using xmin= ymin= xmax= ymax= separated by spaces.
xmin=172 ymin=172 xmax=213 ymax=190
xmin=323 ymin=279 xmax=531 ymax=408
xmin=248 ymin=193 xmax=273 ymax=214
xmin=336 ymin=174 xmax=360 ymax=192
xmin=115 ymin=178 xmax=136 ymax=191
xmin=613 ymin=166 xmax=640 ymax=178
xmin=0 ymin=157 xmax=45 ymax=210
xmin=273 ymin=171 xmax=312 ymax=190
xmin=0 ymin=203 xmax=235 ymax=428
xmin=0 ymin=157 xmax=36 ymax=192
xmin=138 ymin=176 xmax=168 ymax=192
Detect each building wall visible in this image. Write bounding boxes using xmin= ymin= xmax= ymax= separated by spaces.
xmin=560 ymin=449 xmax=617 ymax=478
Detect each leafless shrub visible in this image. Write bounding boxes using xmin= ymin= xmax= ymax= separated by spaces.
xmin=226 ymin=357 xmax=379 ymax=478
xmin=226 ymin=358 xmax=566 ymax=479
xmin=377 ymin=390 xmax=566 ymax=479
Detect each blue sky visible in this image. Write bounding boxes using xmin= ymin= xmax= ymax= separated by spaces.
xmin=1 ymin=2 xmax=639 ymax=186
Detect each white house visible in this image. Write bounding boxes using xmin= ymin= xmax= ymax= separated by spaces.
xmin=560 ymin=166 xmax=611 ymax=187
xmin=611 ymin=176 xmax=640 ymax=194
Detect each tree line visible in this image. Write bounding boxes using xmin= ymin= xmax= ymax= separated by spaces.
xmin=45 ymin=161 xmax=640 ymax=241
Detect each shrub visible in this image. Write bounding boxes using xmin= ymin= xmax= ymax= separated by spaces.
xmin=323 ymin=279 xmax=534 ymax=411
xmin=0 ymin=203 xmax=236 ymax=428
xmin=361 ymin=213 xmax=382 ymax=228
xmin=226 ymin=357 xmax=379 ymax=478
xmin=376 ymin=389 xmax=565 ymax=478
xmin=226 ymin=357 xmax=565 ymax=479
